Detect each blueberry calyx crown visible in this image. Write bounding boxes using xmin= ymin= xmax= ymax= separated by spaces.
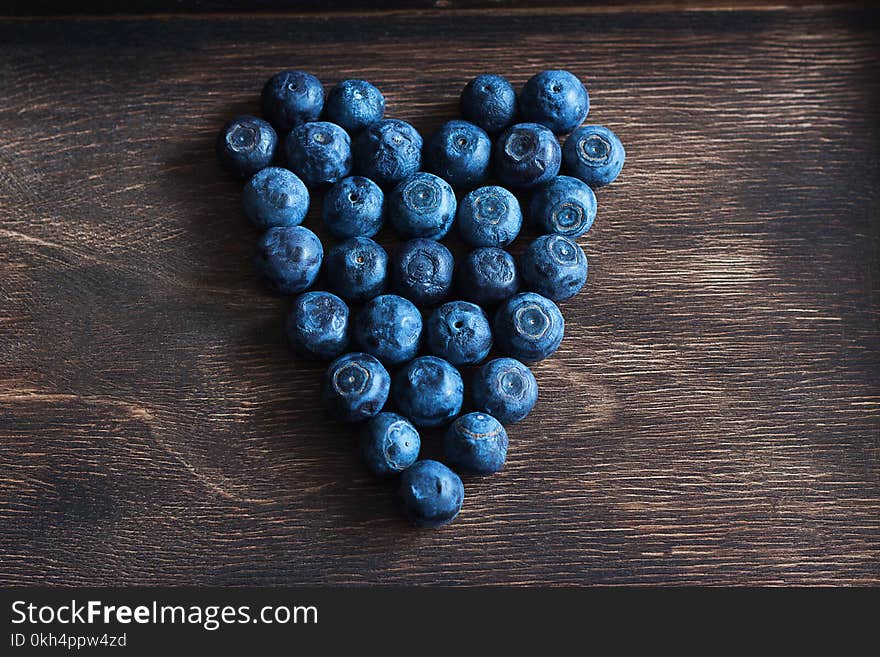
xmin=333 ymin=362 xmax=371 ymax=396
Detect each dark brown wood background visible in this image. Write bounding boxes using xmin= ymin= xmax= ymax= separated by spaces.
xmin=1 ymin=3 xmax=878 ymax=586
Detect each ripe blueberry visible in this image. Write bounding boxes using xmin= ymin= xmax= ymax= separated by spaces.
xmin=322 ymin=176 xmax=385 ymax=240
xmin=398 ymin=460 xmax=464 ymax=528
xmin=424 ymin=120 xmax=491 ymax=189
xmin=353 ymin=118 xmax=422 ymax=187
xmin=472 ymin=357 xmax=538 ymax=424
xmin=216 ymin=115 xmax=277 ymax=178
xmin=322 ymin=352 xmax=390 ymax=422
xmin=459 ymin=74 xmax=517 ymax=137
xmin=444 ymin=412 xmax=508 ymax=475
xmin=426 ymin=301 xmax=493 ymax=366
xmin=285 ymin=291 xmax=349 ymax=361
xmin=285 ymin=121 xmax=352 ymax=187
xmin=494 ymin=123 xmax=561 ymax=188
xmin=325 ymin=236 xmax=388 ymax=303
xmin=253 ymin=225 xmax=323 ymax=295
xmin=353 ymin=294 xmax=423 ymax=366
xmin=361 ymin=412 xmax=420 ymax=477
xmin=494 ymin=292 xmax=564 ymax=362
xmin=563 ymin=124 xmax=625 ymax=188
xmin=242 ymin=167 xmax=309 ymax=230
xmin=456 ymin=247 xmax=520 ymax=307
xmin=529 ymin=175 xmax=597 ymax=238
xmin=324 ymin=79 xmax=385 ymax=134
xmin=519 ymin=69 xmax=589 ymax=135
xmin=456 ymin=185 xmax=522 ymax=248
xmin=391 ymin=238 xmax=454 ymax=306
xmin=519 ymin=234 xmax=588 ymax=301
xmin=392 ymin=356 xmax=463 ymax=428
xmin=261 ymin=70 xmax=324 ymax=133
xmin=388 ymin=172 xmax=456 ymax=240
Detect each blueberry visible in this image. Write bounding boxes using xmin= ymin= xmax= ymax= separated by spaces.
xmin=459 ymin=74 xmax=517 ymax=137
xmin=285 ymin=291 xmax=349 ymax=361
xmin=519 ymin=70 xmax=589 ymax=135
xmin=242 ymin=167 xmax=309 ymax=230
xmin=216 ymin=115 xmax=277 ymax=178
xmin=519 ymin=234 xmax=588 ymax=301
xmin=456 ymin=185 xmax=522 ymax=248
xmin=529 ymin=175 xmax=597 ymax=238
xmin=398 ymin=460 xmax=464 ymax=528
xmin=472 ymin=357 xmax=538 ymax=424
xmin=360 ymin=412 xmax=420 ymax=477
xmin=353 ymin=294 xmax=423 ymax=366
xmin=388 ymin=172 xmax=457 ymax=240
xmin=563 ymin=124 xmax=625 ymax=188
xmin=494 ymin=123 xmax=561 ymax=189
xmin=353 ymin=119 xmax=423 ymax=187
xmin=322 ymin=352 xmax=390 ymax=422
xmin=261 ymin=70 xmax=324 ymax=134
xmin=324 ymin=79 xmax=385 ymax=134
xmin=284 ymin=121 xmax=352 ymax=187
xmin=393 ymin=356 xmax=463 ymax=428
xmin=325 ymin=237 xmax=388 ymax=303
xmin=322 ymin=176 xmax=385 ymax=240
xmin=254 ymin=226 xmax=323 ymax=295
xmin=494 ymin=292 xmax=564 ymax=362
xmin=443 ymin=412 xmax=508 ymax=475
xmin=456 ymin=247 xmax=520 ymax=306
xmin=391 ymin=238 xmax=454 ymax=306
xmin=426 ymin=301 xmax=492 ymax=366
xmin=424 ymin=120 xmax=491 ymax=189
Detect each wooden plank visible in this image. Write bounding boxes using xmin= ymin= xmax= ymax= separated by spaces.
xmin=0 ymin=1 xmax=862 ymax=18
xmin=0 ymin=6 xmax=878 ymax=585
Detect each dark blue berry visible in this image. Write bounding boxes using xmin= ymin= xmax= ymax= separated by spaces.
xmin=456 ymin=247 xmax=520 ymax=306
xmin=285 ymin=291 xmax=349 ymax=360
xmin=388 ymin=172 xmax=456 ymax=240
xmin=322 ymin=176 xmax=385 ymax=240
xmin=519 ymin=70 xmax=589 ymax=135
xmin=443 ymin=412 xmax=508 ymax=474
xmin=529 ymin=175 xmax=596 ymax=238
xmin=459 ymin=74 xmax=517 ymax=137
xmin=322 ymin=352 xmax=390 ymax=422
xmin=391 ymin=238 xmax=454 ymax=306
xmin=393 ymin=356 xmax=463 ymax=428
xmin=324 ymin=79 xmax=385 ymax=134
xmin=563 ymin=124 xmax=625 ymax=188
xmin=353 ymin=119 xmax=422 ymax=187
xmin=398 ymin=460 xmax=464 ymax=528
xmin=253 ymin=226 xmax=323 ymax=295
xmin=424 ymin=120 xmax=491 ymax=189
xmin=353 ymin=294 xmax=423 ymax=366
xmin=426 ymin=301 xmax=493 ymax=366
xmin=242 ymin=167 xmax=309 ymax=230
xmin=216 ymin=115 xmax=277 ymax=178
xmin=261 ymin=70 xmax=324 ymax=133
xmin=494 ymin=122 xmax=561 ymax=189
xmin=519 ymin=234 xmax=588 ymax=301
xmin=472 ymin=357 xmax=538 ymax=424
xmin=456 ymin=185 xmax=522 ymax=247
xmin=325 ymin=237 xmax=388 ymax=303
xmin=493 ymin=292 xmax=564 ymax=362
xmin=361 ymin=412 xmax=420 ymax=477
xmin=284 ymin=121 xmax=351 ymax=187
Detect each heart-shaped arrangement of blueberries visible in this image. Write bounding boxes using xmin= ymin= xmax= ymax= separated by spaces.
xmin=217 ymin=70 xmax=625 ymax=528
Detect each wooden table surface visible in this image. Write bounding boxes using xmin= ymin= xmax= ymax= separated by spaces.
xmin=1 ymin=3 xmax=878 ymax=586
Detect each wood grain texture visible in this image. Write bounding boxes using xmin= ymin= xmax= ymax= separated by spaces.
xmin=1 ymin=0 xmax=864 ymax=17
xmin=0 ymin=6 xmax=878 ymax=586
